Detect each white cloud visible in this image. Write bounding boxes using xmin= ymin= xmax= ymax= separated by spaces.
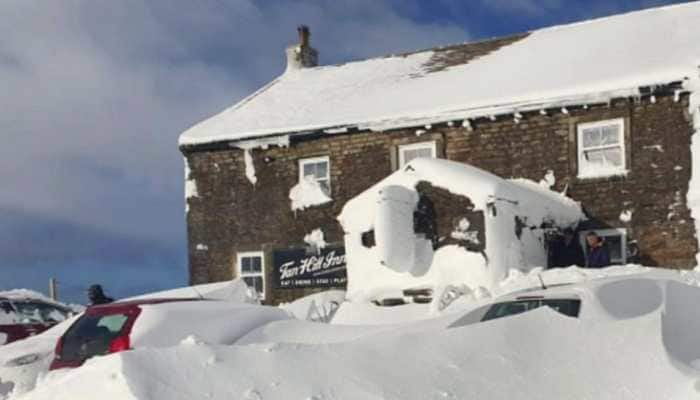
xmin=0 ymin=0 xmax=470 ymax=263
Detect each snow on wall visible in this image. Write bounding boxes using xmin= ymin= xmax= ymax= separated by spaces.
xmin=686 ymin=71 xmax=700 ymax=265
xmin=620 ymin=210 xmax=633 ymax=223
xmin=243 ymin=149 xmax=257 ymax=185
xmin=180 ymin=2 xmax=700 ymax=147
xmin=289 ymin=176 xmax=332 ymax=211
xmin=339 ymin=158 xmax=584 ymax=302
xmin=304 ymin=228 xmax=327 ymax=253
xmin=539 ymin=170 xmax=555 ymax=189
xmin=184 ymin=158 xmax=198 ymax=213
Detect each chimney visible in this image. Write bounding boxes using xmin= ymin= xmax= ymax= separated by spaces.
xmin=285 ymin=25 xmax=318 ymax=72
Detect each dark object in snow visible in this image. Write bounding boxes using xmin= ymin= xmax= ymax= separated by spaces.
xmin=87 ymin=285 xmax=114 ymax=306
xmin=403 ymin=287 xmax=433 ymax=304
xmin=403 ymin=287 xmax=433 ymax=297
xmin=413 ymin=195 xmax=436 ymax=245
xmin=372 ymin=298 xmax=407 ymax=307
xmin=549 ymin=229 xmax=585 ymax=268
xmin=585 ymin=232 xmax=611 ymax=268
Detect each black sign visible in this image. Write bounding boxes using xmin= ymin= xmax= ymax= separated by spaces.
xmin=272 ymin=246 xmax=347 ymax=289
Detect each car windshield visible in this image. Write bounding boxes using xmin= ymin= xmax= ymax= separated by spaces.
xmin=12 ymin=301 xmax=70 ymax=324
xmin=59 ymin=313 xmax=130 ymax=362
xmin=481 ymin=298 xmax=581 ymax=322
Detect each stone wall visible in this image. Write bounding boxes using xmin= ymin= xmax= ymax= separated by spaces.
xmin=183 ymin=93 xmax=697 ymax=304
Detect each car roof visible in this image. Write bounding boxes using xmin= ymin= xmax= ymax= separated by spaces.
xmin=87 ymin=297 xmax=206 ymax=310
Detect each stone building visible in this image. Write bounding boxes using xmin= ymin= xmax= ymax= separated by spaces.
xmin=179 ymin=4 xmax=700 ymax=304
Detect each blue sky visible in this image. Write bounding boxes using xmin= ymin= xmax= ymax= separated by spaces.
xmin=0 ymin=0 xmax=689 ymax=304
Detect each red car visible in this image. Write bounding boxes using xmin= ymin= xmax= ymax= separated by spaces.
xmin=49 ymin=298 xmax=194 ymax=370
xmin=49 ymin=297 xmax=289 ymax=370
xmin=0 ymin=296 xmax=73 ymax=345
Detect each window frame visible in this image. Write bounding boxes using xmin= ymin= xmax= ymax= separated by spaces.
xmin=576 ymin=118 xmax=627 ymax=178
xmin=236 ymin=251 xmax=266 ymax=300
xmin=579 ymin=228 xmax=627 ymax=265
xmin=298 ymin=156 xmax=331 ymax=194
xmin=398 ymin=141 xmax=437 ymax=168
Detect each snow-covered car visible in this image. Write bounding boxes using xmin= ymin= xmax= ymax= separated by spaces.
xmin=450 ymin=274 xmax=693 ymax=329
xmin=0 ymin=296 xmax=74 ymax=346
xmin=49 ymin=298 xmax=290 ymax=370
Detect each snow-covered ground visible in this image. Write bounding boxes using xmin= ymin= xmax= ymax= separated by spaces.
xmin=5 ymin=266 xmax=700 ymax=399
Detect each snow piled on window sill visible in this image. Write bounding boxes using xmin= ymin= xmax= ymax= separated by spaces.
xmin=289 ymin=176 xmax=332 ymax=211
xmin=576 ymin=168 xmax=629 ymax=180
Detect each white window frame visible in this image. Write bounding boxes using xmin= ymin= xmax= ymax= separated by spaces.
xmin=579 ymin=228 xmax=627 ymax=265
xmin=237 ymin=251 xmax=265 ymax=300
xmin=576 ymin=118 xmax=626 ymax=179
xmin=299 ymin=156 xmax=331 ymax=194
xmin=398 ymin=141 xmax=437 ymax=168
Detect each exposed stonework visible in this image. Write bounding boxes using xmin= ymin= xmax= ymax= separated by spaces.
xmin=183 ymin=92 xmax=698 ymax=304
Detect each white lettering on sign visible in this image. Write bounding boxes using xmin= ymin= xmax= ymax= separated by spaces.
xmin=278 ymin=250 xmax=346 ymax=280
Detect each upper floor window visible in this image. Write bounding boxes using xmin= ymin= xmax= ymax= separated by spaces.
xmin=299 ymin=156 xmax=330 ymax=194
xmin=579 ymin=228 xmax=627 ymax=265
xmin=398 ymin=141 xmax=437 ymax=168
xmin=577 ymin=118 xmax=626 ymax=178
xmin=237 ymin=251 xmax=265 ymax=299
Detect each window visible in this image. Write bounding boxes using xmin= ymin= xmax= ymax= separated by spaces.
xmin=398 ymin=141 xmax=437 ymax=168
xmin=299 ymin=156 xmax=330 ymax=194
xmin=12 ymin=301 xmax=70 ymax=324
xmin=237 ymin=252 xmax=265 ymax=299
xmin=579 ymin=228 xmax=627 ymax=265
xmin=577 ymin=118 xmax=626 ymax=178
xmin=481 ymin=298 xmax=581 ymax=322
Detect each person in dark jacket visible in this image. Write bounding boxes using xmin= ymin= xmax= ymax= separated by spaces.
xmin=87 ymin=284 xmax=114 ymax=306
xmin=585 ymin=232 xmax=611 ymax=268
xmin=550 ymin=228 xmax=585 ymax=268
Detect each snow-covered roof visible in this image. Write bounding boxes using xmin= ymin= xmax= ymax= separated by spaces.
xmin=180 ymin=2 xmax=700 ymax=147
xmin=338 ymin=158 xmax=583 ymax=234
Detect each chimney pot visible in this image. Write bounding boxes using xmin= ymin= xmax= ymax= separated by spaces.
xmin=286 ymin=25 xmax=318 ymax=72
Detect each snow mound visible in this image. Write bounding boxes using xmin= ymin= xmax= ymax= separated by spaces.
xmin=123 ymin=279 xmax=258 ymax=304
xmin=18 ymin=277 xmax=700 ymax=399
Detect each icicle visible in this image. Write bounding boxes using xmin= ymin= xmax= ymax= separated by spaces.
xmin=650 ymin=95 xmax=657 ymax=104
xmin=674 ymin=89 xmax=681 ymax=103
xmin=514 ymin=112 xmax=523 ymax=119
xmin=561 ymin=107 xmax=569 ymax=115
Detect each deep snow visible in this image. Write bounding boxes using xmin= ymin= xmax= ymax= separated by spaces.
xmin=6 ymin=266 xmax=700 ymax=400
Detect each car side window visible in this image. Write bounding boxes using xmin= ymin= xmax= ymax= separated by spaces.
xmin=482 ymin=298 xmax=581 ymax=322
xmin=0 ymin=301 xmax=13 ymax=314
xmin=12 ymin=301 xmax=69 ymax=324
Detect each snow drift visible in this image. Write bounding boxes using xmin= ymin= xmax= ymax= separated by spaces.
xmin=14 ymin=270 xmax=700 ymax=400
xmin=338 ymin=158 xmax=584 ymax=302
